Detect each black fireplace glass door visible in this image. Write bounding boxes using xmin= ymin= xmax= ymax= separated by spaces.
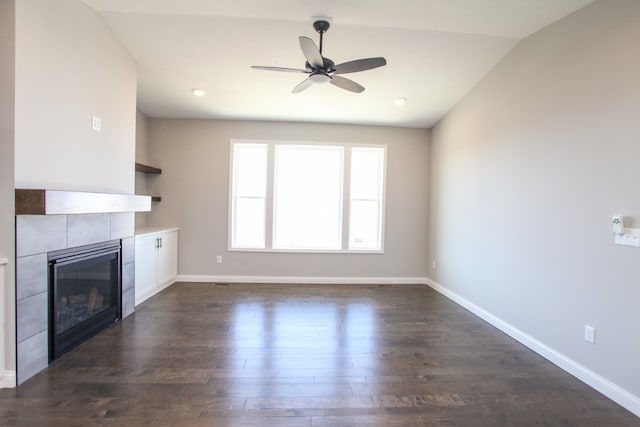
xmin=54 ymin=252 xmax=118 ymax=333
xmin=49 ymin=241 xmax=121 ymax=360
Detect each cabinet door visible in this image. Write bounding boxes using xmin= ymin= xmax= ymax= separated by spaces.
xmin=157 ymin=231 xmax=178 ymax=287
xmin=134 ymin=234 xmax=158 ymax=305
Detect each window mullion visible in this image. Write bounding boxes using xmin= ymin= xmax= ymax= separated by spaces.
xmin=265 ymin=143 xmax=275 ymax=249
xmin=342 ymin=147 xmax=351 ymax=251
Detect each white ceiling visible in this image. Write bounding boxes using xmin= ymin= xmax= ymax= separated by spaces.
xmin=83 ymin=0 xmax=595 ymax=128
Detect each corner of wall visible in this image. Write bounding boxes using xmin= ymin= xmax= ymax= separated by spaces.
xmin=0 ymin=0 xmax=17 ymax=381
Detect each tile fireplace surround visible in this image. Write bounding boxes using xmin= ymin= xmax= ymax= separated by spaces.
xmin=15 ymin=190 xmax=150 ymax=385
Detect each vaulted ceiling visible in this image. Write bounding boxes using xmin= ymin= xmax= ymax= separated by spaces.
xmin=83 ymin=0 xmax=595 ymax=128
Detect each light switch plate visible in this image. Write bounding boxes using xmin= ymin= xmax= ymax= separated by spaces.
xmin=584 ymin=325 xmax=596 ymax=344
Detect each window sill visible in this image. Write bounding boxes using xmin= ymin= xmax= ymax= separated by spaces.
xmin=228 ymin=247 xmax=384 ymax=254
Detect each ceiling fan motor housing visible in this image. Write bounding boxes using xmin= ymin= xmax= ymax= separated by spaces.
xmin=305 ymin=57 xmax=335 ymax=73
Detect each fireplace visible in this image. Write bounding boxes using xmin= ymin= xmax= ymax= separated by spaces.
xmin=15 ymin=191 xmax=144 ymax=384
xmin=48 ymin=240 xmax=122 ymax=361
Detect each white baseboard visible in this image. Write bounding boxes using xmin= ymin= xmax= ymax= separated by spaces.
xmin=177 ymin=275 xmax=428 ymax=285
xmin=425 ymin=278 xmax=640 ymax=418
xmin=0 ymin=370 xmax=16 ymax=389
xmin=135 ymin=276 xmax=177 ymax=306
xmin=0 ymin=260 xmax=10 ymax=389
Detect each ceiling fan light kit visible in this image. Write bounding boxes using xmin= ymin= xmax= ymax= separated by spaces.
xmin=309 ymin=73 xmax=331 ymax=84
xmin=251 ymin=18 xmax=387 ymax=94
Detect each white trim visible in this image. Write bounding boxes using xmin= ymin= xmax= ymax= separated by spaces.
xmin=0 ymin=258 xmax=9 ymax=388
xmin=177 ymin=275 xmax=428 ymax=285
xmin=228 ymin=248 xmax=384 ymax=254
xmin=135 ymin=276 xmax=176 ymax=306
xmin=0 ymin=371 xmax=16 ymax=389
xmin=425 ymin=278 xmax=640 ymax=418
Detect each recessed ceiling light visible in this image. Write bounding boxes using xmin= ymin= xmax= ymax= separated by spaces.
xmin=192 ymin=88 xmax=206 ymax=97
xmin=394 ymin=97 xmax=407 ymax=106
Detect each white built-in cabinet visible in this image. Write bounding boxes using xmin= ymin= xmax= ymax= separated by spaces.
xmin=134 ymin=228 xmax=178 ymax=305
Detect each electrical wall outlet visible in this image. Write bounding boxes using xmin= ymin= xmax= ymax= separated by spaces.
xmin=91 ymin=115 xmax=101 ymax=131
xmin=432 ymin=260 xmax=436 ymax=269
xmin=614 ymin=228 xmax=640 ymax=247
xmin=584 ymin=325 xmax=596 ymax=344
xmin=216 ymin=255 xmax=222 ymax=264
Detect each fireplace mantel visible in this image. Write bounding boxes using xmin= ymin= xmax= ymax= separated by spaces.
xmin=15 ymin=189 xmax=151 ymax=215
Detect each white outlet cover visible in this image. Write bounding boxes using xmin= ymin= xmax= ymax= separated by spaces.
xmin=92 ymin=116 xmax=101 ymax=131
xmin=614 ymin=227 xmax=640 ymax=247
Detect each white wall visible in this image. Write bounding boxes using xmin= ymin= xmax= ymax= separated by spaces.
xmin=147 ymin=119 xmax=430 ymax=281
xmin=135 ymin=108 xmax=149 ymax=165
xmin=135 ymin=109 xmax=150 ymax=228
xmin=0 ymin=0 xmax=16 ymax=383
xmin=430 ymin=0 xmax=640 ymax=412
xmin=14 ymin=0 xmax=137 ymax=194
xmin=2 ymin=0 xmax=137 ymax=385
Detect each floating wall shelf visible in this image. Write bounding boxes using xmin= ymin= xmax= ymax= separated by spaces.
xmin=135 ymin=163 xmax=162 ymax=203
xmin=135 ymin=163 xmax=162 ymax=174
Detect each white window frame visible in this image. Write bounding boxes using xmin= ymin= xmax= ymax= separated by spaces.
xmin=348 ymin=146 xmax=386 ymax=251
xmin=228 ymin=139 xmax=387 ymax=253
xmin=229 ymin=142 xmax=268 ymax=249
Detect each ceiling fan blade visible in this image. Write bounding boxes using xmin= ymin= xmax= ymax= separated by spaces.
xmin=330 ymin=75 xmax=365 ymax=93
xmin=251 ymin=66 xmax=308 ymax=73
xmin=292 ymin=77 xmax=314 ymax=93
xmin=299 ymin=36 xmax=324 ymax=69
xmin=334 ymin=57 xmax=387 ymax=74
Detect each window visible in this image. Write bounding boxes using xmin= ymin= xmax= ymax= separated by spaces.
xmin=230 ymin=140 xmax=386 ymax=252
xmin=349 ymin=147 xmax=385 ymax=250
xmin=273 ymin=145 xmax=344 ymax=250
xmin=230 ymin=143 xmax=267 ymax=248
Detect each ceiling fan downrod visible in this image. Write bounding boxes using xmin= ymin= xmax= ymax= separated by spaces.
xmin=313 ymin=20 xmax=331 ymax=54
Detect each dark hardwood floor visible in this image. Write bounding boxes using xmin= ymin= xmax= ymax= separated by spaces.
xmin=0 ymin=283 xmax=637 ymax=426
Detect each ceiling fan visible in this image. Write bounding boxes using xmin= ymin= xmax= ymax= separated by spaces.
xmin=251 ymin=18 xmax=387 ymax=94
